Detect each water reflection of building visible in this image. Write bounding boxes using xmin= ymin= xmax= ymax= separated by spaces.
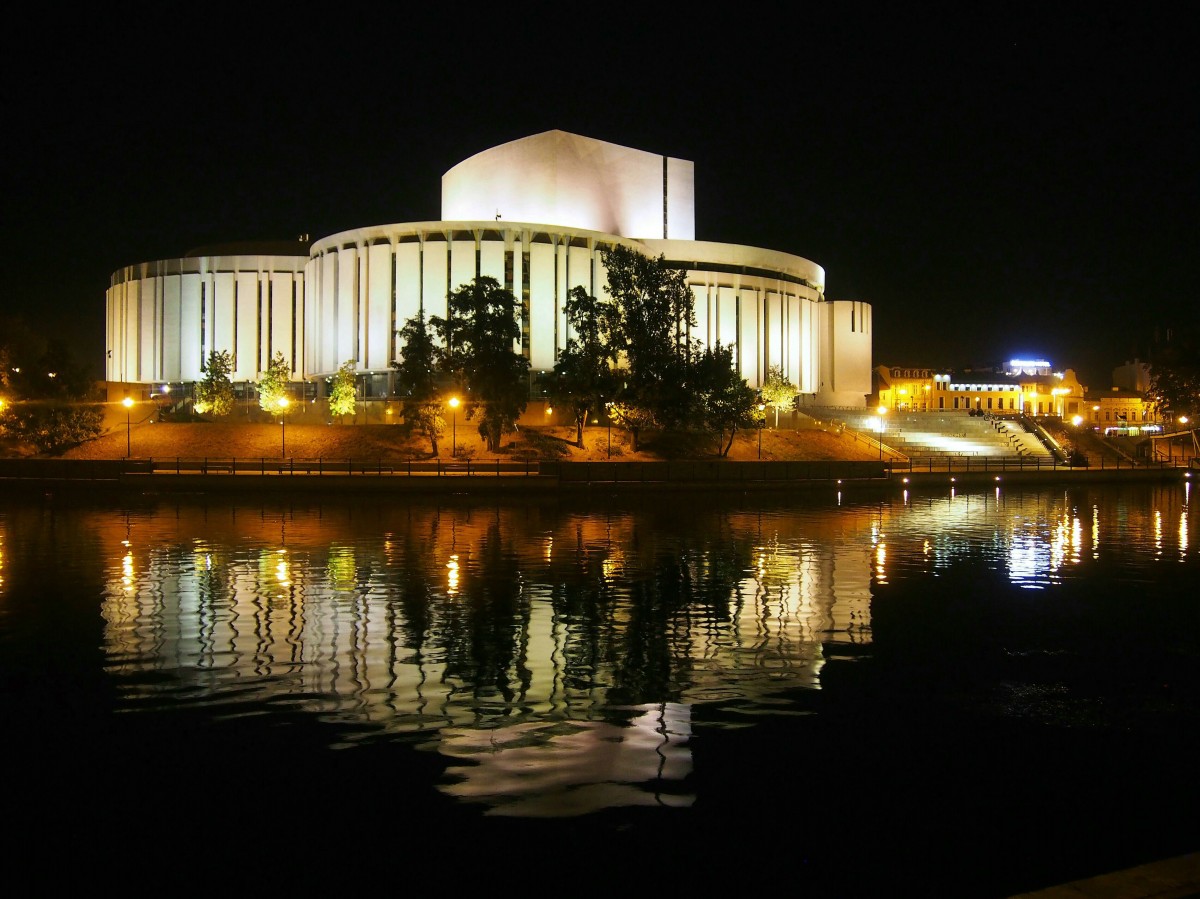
xmin=95 ymin=500 xmax=877 ymax=813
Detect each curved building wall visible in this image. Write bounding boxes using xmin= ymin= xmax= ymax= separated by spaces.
xmin=305 ymin=222 xmax=845 ymax=394
xmin=106 ymin=254 xmax=307 ymax=384
xmin=442 ymin=131 xmax=695 ymax=240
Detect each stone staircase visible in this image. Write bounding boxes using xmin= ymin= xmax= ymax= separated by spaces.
xmin=826 ymin=410 xmax=1055 ymax=465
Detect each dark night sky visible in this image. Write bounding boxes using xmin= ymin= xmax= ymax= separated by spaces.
xmin=4 ymin=4 xmax=1196 ymax=389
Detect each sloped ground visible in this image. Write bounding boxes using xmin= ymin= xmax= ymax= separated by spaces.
xmin=47 ymin=420 xmax=878 ymax=463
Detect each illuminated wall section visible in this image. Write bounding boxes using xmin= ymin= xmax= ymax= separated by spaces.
xmin=819 ymin=300 xmax=873 ymax=404
xmin=442 ymin=130 xmax=696 ymax=240
xmin=366 ymin=242 xmax=391 ymax=370
xmin=106 ymin=253 xmax=306 ymax=384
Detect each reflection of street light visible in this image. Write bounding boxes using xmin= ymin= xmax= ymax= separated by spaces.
xmin=757 ymin=402 xmax=766 ymax=459
xmin=278 ymin=396 xmax=289 ymax=457
xmin=448 ymin=396 xmax=460 ymax=456
xmin=122 ymin=396 xmax=134 ymax=457
xmin=877 ymin=405 xmax=887 ymax=461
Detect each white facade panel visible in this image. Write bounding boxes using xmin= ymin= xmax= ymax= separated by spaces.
xmin=139 ymin=278 xmax=158 ymax=381
xmin=396 ymin=243 xmax=421 ymax=325
xmin=269 ymin=274 xmax=295 ymax=373
xmin=665 ymin=157 xmax=695 ymax=240
xmin=162 ymin=274 xmax=182 ymax=381
xmin=567 ymin=244 xmax=591 ymax=291
xmin=123 ymin=283 xmax=139 ymax=381
xmin=293 ymin=274 xmax=305 ymax=379
xmin=529 ymin=243 xmax=556 ymax=371
xmin=180 ymin=273 xmax=201 ymax=380
xmin=690 ymin=283 xmax=708 ymax=347
xmin=739 ymin=288 xmax=759 ymax=382
xmin=717 ymin=286 xmax=737 ymax=347
xmin=318 ymin=255 xmax=336 ymax=374
xmin=480 ymin=240 xmax=504 ymax=283
xmin=336 ymin=246 xmax=357 ymax=368
xmin=766 ymin=291 xmax=783 ymax=376
xmin=555 ymin=243 xmax=568 ymax=358
xmin=212 ymin=272 xmax=235 ymax=373
xmin=450 ymin=237 xmax=475 ymax=293
xmin=235 ymin=272 xmax=259 ymax=380
xmin=421 ymin=239 xmax=448 ymax=324
xmin=367 ymin=243 xmax=391 ymax=370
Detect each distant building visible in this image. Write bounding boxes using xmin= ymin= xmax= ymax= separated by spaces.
xmin=874 ymin=359 xmax=1087 ymax=417
xmin=105 ymin=131 xmax=873 ymax=407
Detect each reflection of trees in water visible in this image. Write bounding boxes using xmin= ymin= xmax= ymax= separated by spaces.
xmin=438 ymin=516 xmax=532 ymax=711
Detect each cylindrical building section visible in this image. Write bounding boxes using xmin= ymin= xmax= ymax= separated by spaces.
xmin=106 ymin=242 xmax=308 ymax=384
xmin=304 ymin=223 xmax=835 ymax=393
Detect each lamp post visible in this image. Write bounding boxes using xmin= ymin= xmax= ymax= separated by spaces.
xmin=757 ymin=402 xmax=766 ymax=459
xmin=877 ymin=405 xmax=887 ymax=461
xmin=605 ymin=402 xmax=612 ymax=457
xmin=122 ymin=396 xmax=133 ymax=458
xmin=278 ymin=396 xmax=289 ymax=457
xmin=448 ymin=396 xmax=460 ymax=457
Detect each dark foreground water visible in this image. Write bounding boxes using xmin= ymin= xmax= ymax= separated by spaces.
xmin=2 ymin=481 xmax=1197 ymax=894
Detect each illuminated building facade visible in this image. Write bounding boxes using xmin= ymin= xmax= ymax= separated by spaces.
xmin=106 ymin=131 xmax=873 ymax=406
xmin=874 ymin=359 xmax=1087 ymax=416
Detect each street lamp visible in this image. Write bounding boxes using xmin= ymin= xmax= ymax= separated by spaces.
xmin=757 ymin=402 xmax=766 ymax=459
xmin=122 ymin=396 xmax=134 ymax=457
xmin=448 ymin=396 xmax=460 ymax=456
xmin=877 ymin=405 xmax=887 ymax=461
xmin=605 ymin=402 xmax=612 ymax=457
xmin=278 ymin=396 xmax=289 ymax=457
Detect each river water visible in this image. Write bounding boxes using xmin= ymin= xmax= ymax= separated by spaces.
xmin=2 ymin=481 xmax=1197 ymax=894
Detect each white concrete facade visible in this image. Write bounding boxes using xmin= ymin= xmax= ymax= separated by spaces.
xmin=105 ymin=131 xmax=871 ymax=406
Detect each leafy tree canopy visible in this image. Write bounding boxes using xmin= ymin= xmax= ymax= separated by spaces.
xmin=760 ymin=365 xmax=798 ymax=427
xmin=549 ymin=285 xmax=620 ymax=447
xmin=601 ymin=246 xmax=698 ymax=429
xmin=195 ymin=350 xmax=234 ymax=416
xmin=692 ymin=342 xmax=759 ymax=456
xmin=1149 ymin=328 xmax=1200 ymax=419
xmin=257 ymin=350 xmax=291 ymax=413
xmin=328 ymin=360 xmax=357 ymax=419
xmin=432 ymin=277 xmax=530 ymax=453
xmin=395 ymin=311 xmax=444 ymax=454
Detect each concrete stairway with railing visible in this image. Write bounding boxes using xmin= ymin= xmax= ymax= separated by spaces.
xmin=828 ymin=410 xmax=1054 ymax=464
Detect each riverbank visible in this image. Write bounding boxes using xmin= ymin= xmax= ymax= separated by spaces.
xmin=2 ymin=421 xmax=1192 ymax=499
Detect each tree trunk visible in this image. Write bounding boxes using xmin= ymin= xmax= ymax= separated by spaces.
xmin=575 ymin=415 xmax=584 ymax=449
xmin=722 ymin=428 xmax=735 ymax=457
xmin=630 ymin=427 xmax=640 ymax=453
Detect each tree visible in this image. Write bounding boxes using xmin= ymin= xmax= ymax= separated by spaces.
xmin=257 ymin=350 xmax=291 ymax=413
xmin=692 ymin=343 xmax=759 ymax=456
xmin=328 ymin=360 xmax=358 ymax=421
xmin=0 ymin=316 xmax=103 ymax=454
xmin=602 ymin=246 xmax=698 ymax=430
xmin=606 ymin=399 xmax=656 ymax=454
xmin=432 ymin=276 xmax=530 ymax=453
xmin=195 ymin=350 xmax=234 ymax=416
xmin=1149 ymin=328 xmax=1200 ymax=420
xmin=395 ymin=311 xmax=445 ymax=455
xmin=760 ymin=364 xmax=799 ymax=428
xmin=549 ymin=285 xmax=620 ymax=447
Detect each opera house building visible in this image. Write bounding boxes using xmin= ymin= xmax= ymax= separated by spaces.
xmin=105 ymin=131 xmax=872 ymax=407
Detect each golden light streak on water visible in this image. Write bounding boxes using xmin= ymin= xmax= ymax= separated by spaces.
xmin=446 ymin=553 xmax=460 ymax=596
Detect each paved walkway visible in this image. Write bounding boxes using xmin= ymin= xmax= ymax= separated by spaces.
xmin=1012 ymin=852 xmax=1200 ymax=898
